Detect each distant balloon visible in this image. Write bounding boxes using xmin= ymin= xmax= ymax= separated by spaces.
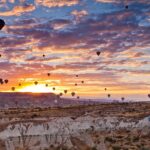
xmin=81 ymin=81 xmax=84 ymax=84
xmin=0 ymin=54 xmax=1 ymax=57
xmin=75 ymin=83 xmax=78 ymax=86
xmin=4 ymin=79 xmax=8 ymax=84
xmin=52 ymin=87 xmax=55 ymax=91
xmin=43 ymin=54 xmax=45 ymax=58
xmin=77 ymin=96 xmax=80 ymax=99
xmin=107 ymin=94 xmax=111 ymax=98
xmin=11 ymin=87 xmax=15 ymax=91
xmin=148 ymin=94 xmax=150 ymax=98
xmin=47 ymin=73 xmax=51 ymax=76
xmin=0 ymin=78 xmax=3 ymax=84
xmin=64 ymin=90 xmax=67 ymax=94
xmin=0 ymin=19 xmax=5 ymax=30
xmin=18 ymin=83 xmax=21 ymax=86
xmin=34 ymin=81 xmax=38 ymax=85
xmin=71 ymin=92 xmax=75 ymax=97
xmin=96 ymin=51 xmax=101 ymax=56
xmin=125 ymin=5 xmax=128 ymax=9
xmin=76 ymin=75 xmax=78 ymax=77
xmin=45 ymin=84 xmax=48 ymax=87
xmin=59 ymin=92 xmax=63 ymax=96
xmin=121 ymin=97 xmax=125 ymax=101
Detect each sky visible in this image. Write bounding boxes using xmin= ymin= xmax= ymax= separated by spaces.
xmin=0 ymin=0 xmax=150 ymax=101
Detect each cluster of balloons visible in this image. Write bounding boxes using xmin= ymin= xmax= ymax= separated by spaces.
xmin=0 ymin=78 xmax=9 ymax=84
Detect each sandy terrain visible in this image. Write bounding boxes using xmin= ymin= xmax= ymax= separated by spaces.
xmin=0 ymin=102 xmax=150 ymax=150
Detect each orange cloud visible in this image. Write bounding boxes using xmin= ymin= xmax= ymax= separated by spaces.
xmin=35 ymin=0 xmax=79 ymax=8
xmin=0 ymin=4 xmax=35 ymax=16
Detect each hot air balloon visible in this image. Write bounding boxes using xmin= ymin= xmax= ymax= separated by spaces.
xmin=104 ymin=88 xmax=107 ymax=91
xmin=75 ymin=83 xmax=78 ymax=86
xmin=96 ymin=51 xmax=101 ymax=56
xmin=148 ymin=94 xmax=150 ymax=98
xmin=64 ymin=90 xmax=67 ymax=94
xmin=0 ymin=54 xmax=1 ymax=57
xmin=34 ymin=81 xmax=38 ymax=85
xmin=71 ymin=92 xmax=75 ymax=97
xmin=18 ymin=83 xmax=21 ymax=86
xmin=0 ymin=79 xmax=3 ymax=85
xmin=43 ymin=54 xmax=45 ymax=58
xmin=77 ymin=96 xmax=80 ymax=99
xmin=45 ymin=84 xmax=48 ymax=87
xmin=81 ymin=81 xmax=84 ymax=84
xmin=47 ymin=73 xmax=51 ymax=76
xmin=121 ymin=97 xmax=125 ymax=101
xmin=4 ymin=79 xmax=8 ymax=84
xmin=11 ymin=87 xmax=15 ymax=91
xmin=125 ymin=5 xmax=128 ymax=9
xmin=76 ymin=75 xmax=78 ymax=77
xmin=59 ymin=92 xmax=63 ymax=97
xmin=52 ymin=87 xmax=55 ymax=91
xmin=0 ymin=19 xmax=5 ymax=30
xmin=107 ymin=94 xmax=111 ymax=98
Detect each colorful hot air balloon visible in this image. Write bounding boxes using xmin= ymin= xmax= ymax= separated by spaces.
xmin=0 ymin=19 xmax=5 ymax=30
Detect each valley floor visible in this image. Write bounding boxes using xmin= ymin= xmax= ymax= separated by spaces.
xmin=0 ymin=102 xmax=150 ymax=150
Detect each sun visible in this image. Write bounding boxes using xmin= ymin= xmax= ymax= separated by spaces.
xmin=18 ymin=84 xmax=53 ymax=93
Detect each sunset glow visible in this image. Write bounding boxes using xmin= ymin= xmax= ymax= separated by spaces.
xmin=18 ymin=84 xmax=52 ymax=93
xmin=0 ymin=0 xmax=150 ymax=101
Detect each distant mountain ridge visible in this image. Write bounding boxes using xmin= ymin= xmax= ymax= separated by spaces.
xmin=0 ymin=92 xmax=99 ymax=109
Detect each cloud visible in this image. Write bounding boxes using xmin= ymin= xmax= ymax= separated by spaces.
xmin=35 ymin=0 xmax=79 ymax=8
xmin=0 ymin=3 xmax=35 ymax=16
xmin=0 ymin=0 xmax=149 ymax=99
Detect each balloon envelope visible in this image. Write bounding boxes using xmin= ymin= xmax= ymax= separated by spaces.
xmin=64 ymin=90 xmax=67 ymax=94
xmin=96 ymin=51 xmax=101 ymax=56
xmin=71 ymin=92 xmax=75 ymax=97
xmin=0 ymin=19 xmax=5 ymax=30
xmin=4 ymin=79 xmax=8 ymax=84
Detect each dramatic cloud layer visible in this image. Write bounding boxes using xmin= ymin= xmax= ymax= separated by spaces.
xmin=0 ymin=0 xmax=150 ymax=101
